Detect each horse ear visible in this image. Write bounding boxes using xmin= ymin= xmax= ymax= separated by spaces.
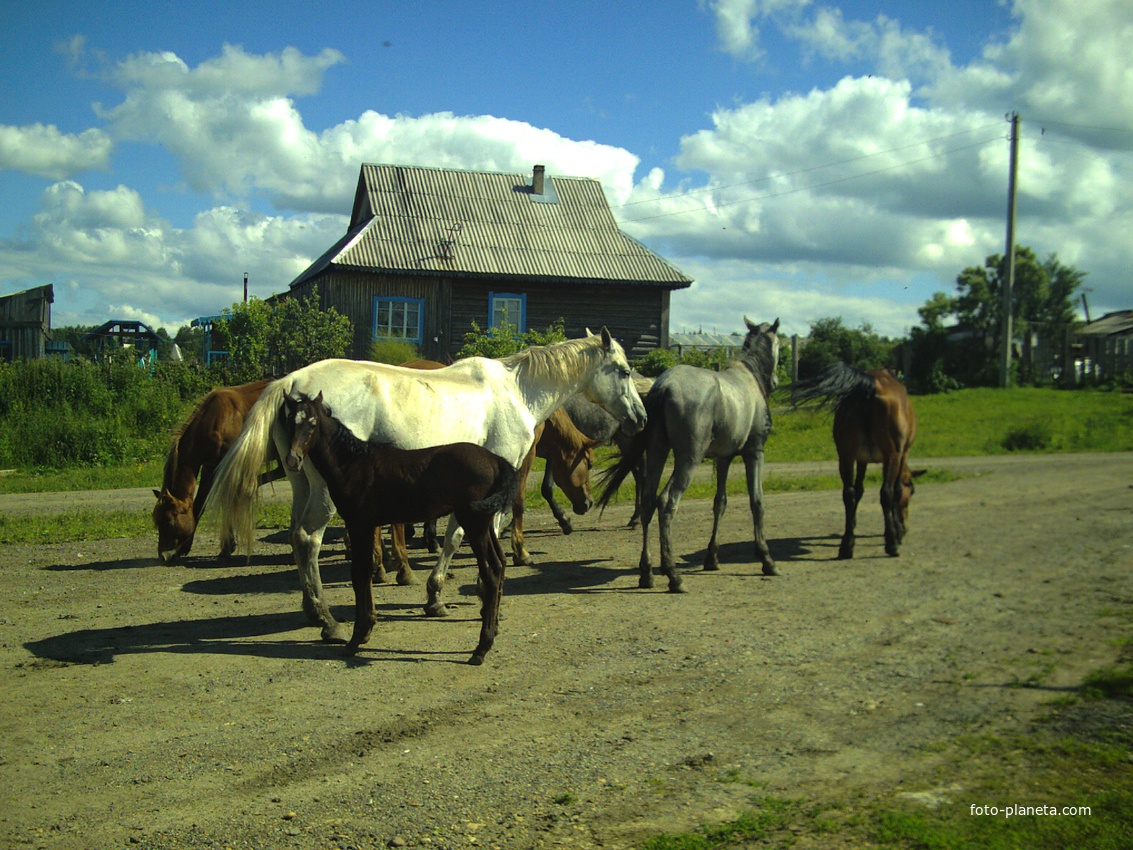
xmin=153 ymin=489 xmax=162 ymax=499
xmin=600 ymin=326 xmax=612 ymax=349
xmin=770 ymin=317 xmax=780 ymax=334
xmin=744 ymin=315 xmax=756 ymax=332
xmin=912 ymin=468 xmax=928 ymax=479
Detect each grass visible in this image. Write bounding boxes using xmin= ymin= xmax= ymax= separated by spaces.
xmin=638 ymin=666 xmax=1133 ymax=849
xmin=0 ymin=386 xmax=1127 ymax=544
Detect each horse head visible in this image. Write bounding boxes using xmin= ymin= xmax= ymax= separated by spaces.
xmin=552 ymin=441 xmax=596 ymax=516
xmin=152 ymin=487 xmax=195 ymax=563
xmin=282 ymin=391 xmax=328 ymax=473
xmin=897 ymin=467 xmax=928 ymax=539
xmin=742 ymin=316 xmax=782 ymax=393
xmin=582 ymin=327 xmax=647 ymax=436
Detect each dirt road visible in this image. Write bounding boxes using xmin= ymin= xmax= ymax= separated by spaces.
xmin=1 ymin=453 xmax=1131 ymax=849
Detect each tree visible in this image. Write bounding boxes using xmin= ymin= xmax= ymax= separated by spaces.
xmin=219 ymin=292 xmax=353 ymax=383
xmin=911 ymin=246 xmax=1086 ymax=388
xmin=797 ymin=317 xmax=894 ymax=379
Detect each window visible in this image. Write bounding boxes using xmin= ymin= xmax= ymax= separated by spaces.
xmin=373 ymin=296 xmax=424 ymax=342
xmin=489 ymin=292 xmax=526 ymax=332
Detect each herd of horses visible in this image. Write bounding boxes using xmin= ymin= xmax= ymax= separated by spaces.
xmin=152 ymin=321 xmax=919 ymax=665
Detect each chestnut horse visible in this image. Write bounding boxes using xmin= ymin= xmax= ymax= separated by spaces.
xmin=789 ymin=362 xmax=922 ymax=558
xmin=281 ymin=391 xmax=517 ymax=665
xmin=152 ymin=379 xmax=280 ymax=563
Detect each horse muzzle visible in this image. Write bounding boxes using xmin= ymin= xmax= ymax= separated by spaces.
xmin=285 ymin=451 xmax=305 ymax=472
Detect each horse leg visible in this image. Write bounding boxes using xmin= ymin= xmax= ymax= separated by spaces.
xmin=469 ymin=522 xmax=506 ymax=665
xmin=344 ymin=519 xmax=378 ymax=653
xmin=880 ymin=460 xmax=901 ymax=557
xmin=289 ymin=479 xmax=348 ymax=643
xmin=704 ymin=456 xmax=733 ymax=571
xmin=541 ymin=462 xmax=573 ymax=535
xmin=657 ymin=457 xmax=694 ymax=593
xmin=424 ymin=519 xmax=439 ymax=554
xmin=425 ymin=514 xmax=465 ymax=617
xmin=636 ymin=446 xmax=668 ymax=588
xmin=511 ymin=478 xmax=533 ymax=567
xmin=386 ymin=524 xmax=417 ymax=585
xmin=627 ymin=456 xmax=645 ymax=529
xmin=742 ymin=446 xmax=778 ymax=576
xmin=838 ymin=457 xmax=865 ymax=559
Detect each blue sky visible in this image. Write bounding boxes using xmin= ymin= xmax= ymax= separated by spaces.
xmin=2 ymin=0 xmax=1130 ymax=340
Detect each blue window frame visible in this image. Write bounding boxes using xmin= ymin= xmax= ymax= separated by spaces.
xmin=373 ymin=296 xmax=424 ymax=343
xmin=489 ymin=292 xmax=526 ymax=333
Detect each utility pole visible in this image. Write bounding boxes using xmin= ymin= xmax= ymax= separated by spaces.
xmin=243 ymin=272 xmax=249 ymax=303
xmin=999 ymin=112 xmax=1020 ymax=388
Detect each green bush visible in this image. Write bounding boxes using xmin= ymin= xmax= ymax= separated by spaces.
xmin=0 ymin=358 xmax=214 ymax=471
xmin=1001 ymin=420 xmax=1054 ymax=452
xmin=369 ymin=338 xmax=420 ymax=365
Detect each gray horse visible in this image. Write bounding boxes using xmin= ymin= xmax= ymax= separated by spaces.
xmin=561 ymin=372 xmax=653 ymax=529
xmin=597 ymin=318 xmax=781 ymax=591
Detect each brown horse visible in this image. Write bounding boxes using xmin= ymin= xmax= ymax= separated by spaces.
xmin=386 ymin=360 xmax=597 ymax=576
xmin=281 ymin=391 xmax=517 ymax=665
xmin=153 ymin=379 xmax=280 ymax=562
xmin=790 ymin=363 xmax=922 ymax=558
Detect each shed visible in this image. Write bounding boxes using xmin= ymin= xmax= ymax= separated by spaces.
xmin=0 ymin=284 xmax=54 ymax=361
xmin=1075 ymin=310 xmax=1133 ymax=383
xmin=287 ymin=163 xmax=693 ymax=362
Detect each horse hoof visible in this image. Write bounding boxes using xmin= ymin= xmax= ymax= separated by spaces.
xmin=424 ymin=602 xmax=450 ymax=618
xmin=762 ymin=563 xmax=780 ymax=576
xmin=468 ymin=653 xmax=486 ymax=666
xmin=886 ymin=548 xmax=900 ymax=557
xmin=397 ymin=571 xmax=419 ymax=586
xmin=667 ymin=581 xmax=686 ymax=594
xmin=703 ymin=561 xmax=719 ymax=572
xmin=558 ymin=520 xmax=574 ymax=535
xmin=322 ymin=626 xmax=350 ymax=644
xmin=638 ymin=576 xmax=655 ymax=590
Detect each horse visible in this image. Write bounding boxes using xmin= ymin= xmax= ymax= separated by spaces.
xmin=561 ymin=372 xmax=653 ymax=528
xmin=152 ymin=379 xmax=281 ymax=563
xmin=372 ymin=360 xmax=596 ymax=581
xmin=789 ymin=362 xmax=921 ymax=558
xmin=281 ymin=391 xmax=516 ymax=664
xmin=597 ymin=318 xmax=781 ymax=591
xmin=377 ymin=404 xmax=596 ymax=585
xmin=205 ymin=329 xmax=646 ymax=643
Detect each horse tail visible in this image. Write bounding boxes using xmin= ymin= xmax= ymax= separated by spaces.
xmin=471 ymin=458 xmax=521 ymax=517
xmin=204 ymin=377 xmax=290 ymax=552
xmin=788 ymin=362 xmax=875 ymax=414
xmin=595 ymin=387 xmax=662 ymax=513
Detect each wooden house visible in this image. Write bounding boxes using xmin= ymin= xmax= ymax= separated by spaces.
xmin=0 ymin=284 xmax=54 ymax=361
xmin=287 ymin=163 xmax=692 ymax=362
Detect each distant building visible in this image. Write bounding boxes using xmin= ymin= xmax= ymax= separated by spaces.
xmin=1074 ymin=310 xmax=1133 ymax=383
xmin=0 ymin=284 xmax=54 ymax=361
xmin=287 ymin=163 xmax=693 ymax=361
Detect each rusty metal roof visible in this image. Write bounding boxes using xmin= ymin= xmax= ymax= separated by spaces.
xmin=290 ymin=164 xmax=692 ymax=289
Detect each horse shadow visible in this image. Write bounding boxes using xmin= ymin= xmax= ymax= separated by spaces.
xmin=23 ymin=596 xmax=470 ymax=667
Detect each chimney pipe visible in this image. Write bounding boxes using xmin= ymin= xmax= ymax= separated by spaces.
xmin=532 ymin=164 xmax=545 ymax=195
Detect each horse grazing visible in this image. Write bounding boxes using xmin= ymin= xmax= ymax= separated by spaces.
xmin=152 ymin=379 xmax=279 ymax=563
xmin=789 ymin=362 xmax=921 ymax=558
xmin=598 ymin=318 xmax=781 ymax=591
xmin=281 ymin=392 xmax=516 ymax=664
xmin=205 ymin=329 xmax=645 ymax=643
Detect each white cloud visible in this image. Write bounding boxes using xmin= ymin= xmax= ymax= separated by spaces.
xmin=94 ymin=46 xmax=640 ymax=214
xmin=705 ymin=0 xmax=812 ymax=61
xmin=0 ymin=123 xmax=113 ymax=179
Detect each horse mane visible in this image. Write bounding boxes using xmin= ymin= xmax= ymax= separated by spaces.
xmin=161 ymin=391 xmax=216 ymax=490
xmin=545 ymin=407 xmax=595 ymax=455
xmin=499 ymin=335 xmax=608 ymax=386
xmin=732 ymin=324 xmax=779 ymax=399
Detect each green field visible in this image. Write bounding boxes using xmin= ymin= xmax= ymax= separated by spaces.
xmin=0 ymin=386 xmax=1129 ymax=545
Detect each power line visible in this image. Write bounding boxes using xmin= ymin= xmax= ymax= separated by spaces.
xmin=620 ymin=134 xmax=1005 ymax=224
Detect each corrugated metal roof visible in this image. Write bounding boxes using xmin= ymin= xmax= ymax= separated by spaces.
xmin=1080 ymin=310 xmax=1133 ymax=337
xmin=291 ymin=164 xmax=693 ymax=289
xmin=670 ymin=332 xmax=746 ymax=349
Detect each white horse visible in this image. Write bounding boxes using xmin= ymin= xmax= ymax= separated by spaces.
xmin=205 ymin=329 xmax=646 ymax=643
